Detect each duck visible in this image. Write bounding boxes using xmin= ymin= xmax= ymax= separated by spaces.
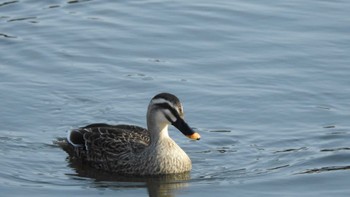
xmin=57 ymin=93 xmax=200 ymax=176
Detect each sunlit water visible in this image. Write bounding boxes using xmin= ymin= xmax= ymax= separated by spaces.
xmin=1 ymin=0 xmax=350 ymax=196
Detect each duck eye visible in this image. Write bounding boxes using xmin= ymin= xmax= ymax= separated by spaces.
xmin=177 ymin=105 xmax=184 ymax=117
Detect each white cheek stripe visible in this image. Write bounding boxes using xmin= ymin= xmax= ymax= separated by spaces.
xmin=163 ymin=109 xmax=177 ymax=122
xmin=151 ymin=98 xmax=175 ymax=109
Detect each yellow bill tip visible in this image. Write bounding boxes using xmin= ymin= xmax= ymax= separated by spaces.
xmin=187 ymin=132 xmax=201 ymax=140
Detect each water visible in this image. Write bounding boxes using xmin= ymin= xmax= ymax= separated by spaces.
xmin=1 ymin=0 xmax=350 ymax=196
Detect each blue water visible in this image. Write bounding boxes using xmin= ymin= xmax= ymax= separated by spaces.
xmin=1 ymin=0 xmax=350 ymax=196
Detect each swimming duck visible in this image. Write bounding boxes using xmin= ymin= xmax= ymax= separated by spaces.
xmin=57 ymin=93 xmax=200 ymax=175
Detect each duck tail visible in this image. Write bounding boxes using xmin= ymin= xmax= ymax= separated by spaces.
xmin=53 ymin=137 xmax=76 ymax=157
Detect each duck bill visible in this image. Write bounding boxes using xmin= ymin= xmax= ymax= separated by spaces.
xmin=172 ymin=118 xmax=200 ymax=140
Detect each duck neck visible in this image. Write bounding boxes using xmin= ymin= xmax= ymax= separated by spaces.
xmin=147 ymin=118 xmax=170 ymax=146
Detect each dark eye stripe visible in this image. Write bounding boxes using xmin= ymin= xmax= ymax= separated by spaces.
xmin=155 ymin=103 xmax=181 ymax=122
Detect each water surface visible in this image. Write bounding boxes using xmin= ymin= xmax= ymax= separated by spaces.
xmin=1 ymin=0 xmax=350 ymax=196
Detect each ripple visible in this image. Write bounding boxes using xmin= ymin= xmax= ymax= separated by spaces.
xmin=0 ymin=33 xmax=16 ymax=38
xmin=297 ymin=165 xmax=350 ymax=174
xmin=47 ymin=5 xmax=60 ymax=9
xmin=7 ymin=16 xmax=37 ymax=23
xmin=323 ymin=125 xmax=336 ymax=129
xmin=209 ymin=129 xmax=231 ymax=133
xmin=320 ymin=147 xmax=350 ymax=152
xmin=67 ymin=0 xmax=92 ymax=4
xmin=126 ymin=73 xmax=154 ymax=81
xmin=216 ymin=146 xmax=237 ymax=153
xmin=0 ymin=0 xmax=18 ymax=7
xmin=274 ymin=147 xmax=308 ymax=153
xmin=267 ymin=164 xmax=290 ymax=171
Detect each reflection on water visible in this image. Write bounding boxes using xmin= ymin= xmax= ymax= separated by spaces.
xmin=67 ymin=158 xmax=190 ymax=197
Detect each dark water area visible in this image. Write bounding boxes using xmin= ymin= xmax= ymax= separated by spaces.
xmin=1 ymin=0 xmax=350 ymax=196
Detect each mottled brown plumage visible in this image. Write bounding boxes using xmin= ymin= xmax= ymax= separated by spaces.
xmin=57 ymin=93 xmax=200 ymax=175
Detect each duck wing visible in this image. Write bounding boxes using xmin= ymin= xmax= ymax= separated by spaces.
xmin=62 ymin=123 xmax=150 ymax=171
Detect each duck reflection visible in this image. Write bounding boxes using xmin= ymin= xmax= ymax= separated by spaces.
xmin=66 ymin=158 xmax=190 ymax=197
